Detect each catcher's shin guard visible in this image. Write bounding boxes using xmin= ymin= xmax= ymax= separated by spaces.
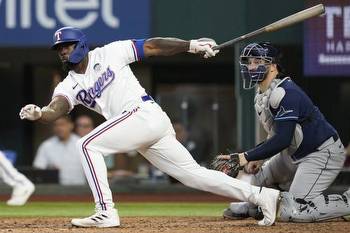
xmin=278 ymin=192 xmax=350 ymax=222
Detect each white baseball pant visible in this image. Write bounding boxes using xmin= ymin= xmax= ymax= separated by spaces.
xmin=77 ymin=101 xmax=266 ymax=211
xmin=0 ymin=151 xmax=28 ymax=187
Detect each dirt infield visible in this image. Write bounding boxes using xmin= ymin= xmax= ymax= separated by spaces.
xmin=1 ymin=217 xmax=349 ymax=233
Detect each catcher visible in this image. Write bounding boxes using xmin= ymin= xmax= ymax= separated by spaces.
xmin=211 ymin=42 xmax=350 ymax=222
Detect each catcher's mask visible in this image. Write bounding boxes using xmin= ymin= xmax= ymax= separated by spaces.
xmin=51 ymin=26 xmax=89 ymax=64
xmin=239 ymin=42 xmax=280 ymax=89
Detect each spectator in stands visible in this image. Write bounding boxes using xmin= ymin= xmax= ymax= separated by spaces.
xmin=33 ymin=116 xmax=86 ymax=185
xmin=173 ymin=120 xmax=206 ymax=165
xmin=74 ymin=115 xmax=95 ymax=137
xmin=0 ymin=150 xmax=35 ymax=206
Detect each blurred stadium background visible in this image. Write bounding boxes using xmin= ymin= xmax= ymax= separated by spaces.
xmin=0 ymin=0 xmax=349 ymax=200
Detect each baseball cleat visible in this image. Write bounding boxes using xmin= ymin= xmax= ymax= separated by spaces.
xmin=71 ymin=208 xmax=120 ymax=228
xmin=223 ymin=207 xmax=249 ymax=220
xmin=256 ymin=187 xmax=280 ymax=226
xmin=6 ymin=180 xmax=35 ymax=206
xmin=343 ymin=215 xmax=350 ymax=221
xmin=223 ymin=202 xmax=264 ymax=220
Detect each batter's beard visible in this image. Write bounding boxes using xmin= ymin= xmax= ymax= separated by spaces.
xmin=62 ymin=61 xmax=76 ymax=72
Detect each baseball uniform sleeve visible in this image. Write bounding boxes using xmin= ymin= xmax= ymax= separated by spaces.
xmin=52 ymin=79 xmax=78 ymax=112
xmin=103 ymin=39 xmax=146 ymax=66
xmin=245 ymin=120 xmax=296 ymax=161
xmin=273 ymin=89 xmax=301 ymax=122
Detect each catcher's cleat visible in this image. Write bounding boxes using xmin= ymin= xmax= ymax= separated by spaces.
xmin=7 ymin=180 xmax=35 ymax=206
xmin=223 ymin=208 xmax=249 ymax=220
xmin=71 ymin=209 xmax=120 ymax=228
xmin=343 ymin=215 xmax=350 ymax=221
xmin=223 ymin=202 xmax=264 ymax=220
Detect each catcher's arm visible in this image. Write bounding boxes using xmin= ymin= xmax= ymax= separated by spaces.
xmin=244 ymin=121 xmax=295 ymax=161
xmin=19 ymin=96 xmax=70 ymax=123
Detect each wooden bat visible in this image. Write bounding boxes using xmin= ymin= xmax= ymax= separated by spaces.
xmin=213 ymin=4 xmax=325 ymax=50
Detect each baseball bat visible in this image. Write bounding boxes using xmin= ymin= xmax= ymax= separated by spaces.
xmin=213 ymin=4 xmax=325 ymax=50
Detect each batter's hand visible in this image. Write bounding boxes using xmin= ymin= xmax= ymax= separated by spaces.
xmin=188 ymin=38 xmax=219 ymax=58
xmin=19 ymin=104 xmax=42 ymax=121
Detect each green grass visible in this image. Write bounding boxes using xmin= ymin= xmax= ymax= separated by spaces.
xmin=0 ymin=202 xmax=227 ymax=217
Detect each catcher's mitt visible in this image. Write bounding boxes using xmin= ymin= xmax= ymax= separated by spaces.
xmin=210 ymin=153 xmax=243 ymax=178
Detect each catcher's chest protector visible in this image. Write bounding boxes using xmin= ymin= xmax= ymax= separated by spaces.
xmin=254 ymin=78 xmax=282 ymax=134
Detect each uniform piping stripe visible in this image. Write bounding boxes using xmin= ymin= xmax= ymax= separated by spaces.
xmin=82 ymin=147 xmax=107 ymax=210
xmin=302 ymin=149 xmax=332 ymax=200
xmin=81 ymin=111 xmax=134 ymax=210
xmin=274 ymin=116 xmax=298 ymax=121
xmin=131 ymin=42 xmax=139 ymax=61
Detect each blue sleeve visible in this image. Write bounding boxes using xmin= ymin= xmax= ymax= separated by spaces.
xmin=132 ymin=39 xmax=146 ymax=60
xmin=273 ymin=89 xmax=300 ymax=121
xmin=245 ymin=120 xmax=296 ymax=161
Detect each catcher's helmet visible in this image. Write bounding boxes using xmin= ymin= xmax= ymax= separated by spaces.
xmin=239 ymin=42 xmax=280 ymax=89
xmin=51 ymin=27 xmax=89 ymax=64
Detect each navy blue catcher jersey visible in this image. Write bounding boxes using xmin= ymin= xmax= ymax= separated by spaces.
xmin=271 ymin=78 xmax=338 ymax=160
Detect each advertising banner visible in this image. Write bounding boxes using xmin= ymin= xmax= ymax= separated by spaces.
xmin=304 ymin=0 xmax=350 ymax=76
xmin=0 ymin=0 xmax=150 ymax=47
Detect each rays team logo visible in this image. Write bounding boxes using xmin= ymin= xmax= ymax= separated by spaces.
xmin=76 ymin=66 xmax=115 ymax=108
xmin=276 ymin=106 xmax=294 ymax=118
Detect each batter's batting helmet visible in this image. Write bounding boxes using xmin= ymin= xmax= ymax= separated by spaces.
xmin=51 ymin=26 xmax=89 ymax=64
xmin=239 ymin=42 xmax=280 ymax=89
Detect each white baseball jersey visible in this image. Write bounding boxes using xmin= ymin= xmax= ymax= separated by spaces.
xmin=53 ymin=40 xmax=147 ymax=119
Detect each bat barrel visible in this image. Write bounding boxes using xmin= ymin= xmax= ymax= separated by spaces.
xmin=265 ymin=4 xmax=325 ymax=32
xmin=213 ymin=4 xmax=325 ymax=50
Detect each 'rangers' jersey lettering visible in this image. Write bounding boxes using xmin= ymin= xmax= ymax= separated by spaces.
xmin=53 ymin=39 xmax=146 ymax=119
xmin=76 ymin=67 xmax=115 ymax=108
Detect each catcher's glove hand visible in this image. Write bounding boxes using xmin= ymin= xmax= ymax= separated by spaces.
xmin=210 ymin=153 xmax=243 ymax=178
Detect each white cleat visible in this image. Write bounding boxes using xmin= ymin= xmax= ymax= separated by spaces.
xmin=256 ymin=187 xmax=280 ymax=226
xmin=7 ymin=180 xmax=35 ymax=206
xmin=71 ymin=209 xmax=120 ymax=228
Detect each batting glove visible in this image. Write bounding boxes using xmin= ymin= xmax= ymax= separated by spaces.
xmin=188 ymin=38 xmax=219 ymax=58
xmin=19 ymin=104 xmax=42 ymax=121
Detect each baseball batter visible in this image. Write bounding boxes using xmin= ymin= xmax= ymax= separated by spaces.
xmin=19 ymin=27 xmax=280 ymax=228
xmin=222 ymin=42 xmax=350 ymax=222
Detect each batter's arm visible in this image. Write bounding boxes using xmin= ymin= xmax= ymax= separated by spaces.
xmin=20 ymin=96 xmax=70 ymax=124
xmin=39 ymin=96 xmax=70 ymax=123
xmin=143 ymin=38 xmax=189 ymax=57
xmin=143 ymin=37 xmax=218 ymax=58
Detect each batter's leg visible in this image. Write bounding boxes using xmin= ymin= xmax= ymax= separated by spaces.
xmin=139 ymin=134 xmax=280 ymax=226
xmin=72 ymin=103 xmax=172 ymax=227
